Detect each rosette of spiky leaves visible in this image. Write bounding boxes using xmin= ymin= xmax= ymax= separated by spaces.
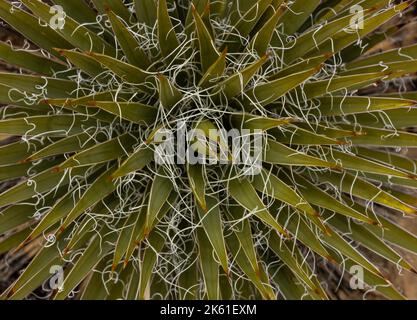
xmin=1 ymin=0 xmax=417 ymax=300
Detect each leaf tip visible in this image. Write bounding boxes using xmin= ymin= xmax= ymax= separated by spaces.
xmin=51 ymin=166 xmax=61 ymax=173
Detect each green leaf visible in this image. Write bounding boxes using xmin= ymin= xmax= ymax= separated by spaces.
xmin=326 ymin=247 xmax=405 ymax=300
xmin=196 ymin=196 xmax=228 ymax=274
xmin=321 ymin=227 xmax=383 ymax=277
xmin=42 ymin=96 xmax=118 ymax=123
xmin=294 ymin=122 xmax=359 ymax=139
xmin=178 ymin=249 xmax=199 ymax=299
xmin=264 ymin=140 xmax=337 ymax=168
xmin=54 ymin=225 xmax=119 ymax=300
xmin=85 ymin=101 xmax=157 ymax=124
xmin=137 ymin=230 xmax=166 ymax=299
xmin=135 ymin=0 xmax=157 ymax=27
xmin=124 ymin=192 xmax=176 ymax=265
xmin=279 ymin=0 xmax=321 ymax=35
xmin=228 ymin=1 xmax=258 ymax=26
xmin=60 ymin=165 xmax=118 ymax=231
xmin=0 ymin=1 xmax=71 ymax=58
xmin=80 ymin=259 xmax=112 ymax=300
xmin=64 ymin=198 xmax=118 ymax=254
xmin=56 ymin=49 xmax=106 ymax=78
xmin=271 ymin=126 xmax=342 ymax=145
xmin=316 ymin=96 xmax=417 ymax=116
xmin=21 ymin=0 xmax=114 ymax=56
xmin=52 ymin=0 xmax=97 ymax=24
xmin=346 ymin=43 xmax=417 ymax=70
xmin=56 ymin=133 xmax=137 ymax=170
xmin=107 ymin=10 xmax=152 ymax=69
xmin=0 ymin=115 xmax=96 ymax=137
xmin=227 ymin=175 xmax=288 ymax=237
xmin=45 ymin=90 xmax=132 ymax=106
xmin=0 ymin=84 xmax=27 ymax=105
xmin=198 ymin=48 xmax=227 ymax=88
xmin=341 ymin=60 xmax=417 ymax=80
xmin=0 ymin=139 xmax=45 ymax=166
xmin=213 ymin=55 xmax=269 ymax=100
xmin=271 ymin=265 xmax=313 ymax=300
xmin=225 ymin=206 xmax=259 ymax=274
xmin=200 ymin=3 xmax=214 ymax=37
xmin=245 ymin=67 xmax=320 ymax=108
xmin=269 ymin=54 xmax=330 ymax=80
xmin=306 ymin=2 xmax=413 ymax=58
xmin=0 ymin=204 xmax=35 ymax=235
xmin=324 ymin=148 xmax=416 ymax=180
xmin=249 ymin=2 xmax=287 ymax=55
xmin=341 ymin=108 xmax=417 ymax=129
xmin=0 ymin=158 xmax=60 ymax=182
xmin=252 ymin=169 xmax=329 ymax=234
xmin=272 ymin=203 xmax=331 ymax=259
xmin=125 ymin=261 xmax=141 ymax=300
xmin=315 ymin=0 xmax=386 ymax=22
xmin=251 ymin=169 xmax=317 ymax=217
xmin=158 ymin=74 xmax=183 ymax=110
xmin=325 ymin=213 xmax=415 ymax=272
xmin=111 ymin=146 xmax=154 ymax=179
xmin=0 ymin=41 xmax=66 ymax=76
xmin=6 ymin=227 xmax=74 ymax=299
xmin=0 ymin=166 xmax=89 ymax=208
xmin=313 ymin=170 xmax=417 ymax=215
xmin=268 ymin=232 xmax=326 ymax=299
xmin=231 ymin=113 xmax=293 ymax=131
xmin=340 ymin=124 xmax=417 ymax=147
xmin=283 ymin=10 xmax=365 ymax=64
xmin=8 ymin=250 xmax=63 ymax=300
xmin=365 ymin=209 xmax=417 ymax=256
xmin=196 ymin=227 xmax=220 ymax=299
xmin=0 ymin=73 xmax=78 ymax=98
xmin=232 ymin=0 xmax=273 ymax=39
xmin=354 ymin=147 xmax=417 ymax=174
xmin=87 ymin=52 xmax=154 ymax=86
xmin=303 ymin=72 xmax=386 ymax=99
xmin=340 ymin=24 xmax=399 ymax=63
xmin=90 ymin=0 xmax=131 ymax=22
xmin=145 ymin=167 xmax=174 ymax=234
xmin=107 ymin=262 xmax=138 ymax=300
xmin=185 ymin=0 xmax=209 ymax=27
xmin=0 ymin=227 xmax=32 ymax=255
xmin=287 ymin=171 xmax=376 ymax=224
xmin=226 ymin=231 xmax=275 ymax=299
xmin=192 ymin=4 xmax=220 ymax=73
xmin=27 ymin=131 xmax=105 ymax=162
xmin=112 ymin=206 xmax=143 ymax=270
xmin=187 ymin=164 xmax=206 ymax=210
xmin=1 ymin=106 xmax=45 ymax=118
xmin=24 ymin=192 xmax=80 ymax=244
xmin=158 ymin=0 xmax=181 ymax=60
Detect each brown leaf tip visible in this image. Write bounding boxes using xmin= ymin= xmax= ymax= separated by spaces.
xmin=191 ymin=3 xmax=196 ymax=13
xmin=51 ymin=166 xmax=61 ymax=173
xmin=85 ymin=100 xmax=97 ymax=107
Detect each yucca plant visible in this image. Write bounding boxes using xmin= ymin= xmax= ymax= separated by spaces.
xmin=1 ymin=0 xmax=417 ymax=300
